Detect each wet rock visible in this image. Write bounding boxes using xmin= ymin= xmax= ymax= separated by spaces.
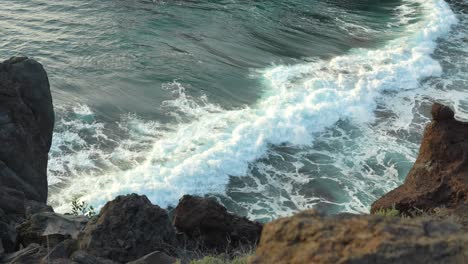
xmin=79 ymin=194 xmax=176 ymax=263
xmin=250 ymin=210 xmax=468 ymax=264
xmin=0 ymin=57 xmax=54 ymax=203
xmin=173 ymin=195 xmax=262 ymax=252
xmin=17 ymin=212 xmax=88 ymax=248
xmin=371 ymin=103 xmax=468 ymax=214
xmin=127 ymin=251 xmax=176 ymax=264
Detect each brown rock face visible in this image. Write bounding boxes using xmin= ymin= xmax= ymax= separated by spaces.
xmin=251 ymin=210 xmax=468 ymax=264
xmin=173 ymin=195 xmax=262 ymax=252
xmin=79 ymin=194 xmax=176 ymax=263
xmin=371 ymin=103 xmax=468 ymax=214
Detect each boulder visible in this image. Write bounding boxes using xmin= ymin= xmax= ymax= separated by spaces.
xmin=79 ymin=194 xmax=176 ymax=263
xmin=371 ymin=103 xmax=468 ymax=214
xmin=1 ymin=243 xmax=47 ymax=264
xmin=173 ymin=195 xmax=262 ymax=252
xmin=250 ymin=210 xmax=468 ymax=264
xmin=0 ymin=56 xmax=54 ymax=203
xmin=127 ymin=251 xmax=176 ymax=264
xmin=17 ymin=212 xmax=88 ymax=248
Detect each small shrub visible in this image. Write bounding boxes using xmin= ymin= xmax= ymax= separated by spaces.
xmin=71 ymin=197 xmax=96 ymax=218
xmin=373 ymin=206 xmax=400 ymax=217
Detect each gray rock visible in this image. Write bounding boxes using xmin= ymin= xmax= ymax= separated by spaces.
xmin=0 ymin=208 xmax=18 ymax=253
xmin=24 ymin=200 xmax=54 ymax=218
xmin=0 ymin=186 xmax=25 ymax=215
xmin=126 ymin=251 xmax=176 ymax=264
xmin=0 ymin=57 xmax=54 ymax=203
xmin=79 ymin=194 xmax=176 ymax=263
xmin=70 ymin=250 xmax=118 ymax=264
xmin=1 ymin=243 xmax=47 ymax=264
xmin=17 ymin=212 xmax=88 ymax=248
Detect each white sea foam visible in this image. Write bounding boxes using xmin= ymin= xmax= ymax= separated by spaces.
xmin=48 ymin=0 xmax=459 ymax=216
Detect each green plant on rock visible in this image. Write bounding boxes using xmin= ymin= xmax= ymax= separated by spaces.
xmin=373 ymin=205 xmax=400 ymax=217
xmin=188 ymin=255 xmax=250 ymax=264
xmin=71 ymin=197 xmax=96 ymax=218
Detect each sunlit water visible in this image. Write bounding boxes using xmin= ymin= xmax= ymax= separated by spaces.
xmin=1 ymin=0 xmax=466 ymax=221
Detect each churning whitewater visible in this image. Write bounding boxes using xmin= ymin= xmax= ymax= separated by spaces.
xmin=44 ymin=0 xmax=462 ymax=219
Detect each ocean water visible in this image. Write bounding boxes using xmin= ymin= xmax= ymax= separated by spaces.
xmin=0 ymin=0 xmax=466 ymax=221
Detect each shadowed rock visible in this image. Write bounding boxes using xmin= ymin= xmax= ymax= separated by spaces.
xmin=251 ymin=210 xmax=468 ymax=264
xmin=0 ymin=56 xmax=54 ymax=203
xmin=79 ymin=194 xmax=176 ymax=263
xmin=371 ymin=103 xmax=468 ymax=214
xmin=173 ymin=195 xmax=262 ymax=252
xmin=17 ymin=212 xmax=88 ymax=249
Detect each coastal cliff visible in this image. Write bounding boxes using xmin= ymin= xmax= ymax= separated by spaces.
xmin=1 ymin=58 xmax=467 ymax=263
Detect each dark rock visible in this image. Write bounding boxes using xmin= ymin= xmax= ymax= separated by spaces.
xmin=24 ymin=200 xmax=54 ymax=218
xmin=1 ymin=243 xmax=47 ymax=264
xmin=0 ymin=209 xmax=18 ymax=253
xmin=173 ymin=195 xmax=262 ymax=252
xmin=0 ymin=57 xmax=54 ymax=203
xmin=126 ymin=251 xmax=176 ymax=264
xmin=371 ymin=103 xmax=468 ymax=214
xmin=250 ymin=210 xmax=468 ymax=264
xmin=0 ymin=186 xmax=25 ymax=215
xmin=431 ymin=103 xmax=454 ymax=121
xmin=43 ymin=239 xmax=78 ymax=261
xmin=70 ymin=250 xmax=118 ymax=264
xmin=17 ymin=212 xmax=88 ymax=248
xmin=79 ymin=194 xmax=176 ymax=263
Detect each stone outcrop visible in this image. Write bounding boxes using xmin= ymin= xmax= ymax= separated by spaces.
xmin=17 ymin=212 xmax=88 ymax=248
xmin=173 ymin=195 xmax=263 ymax=252
xmin=79 ymin=194 xmax=176 ymax=263
xmin=251 ymin=210 xmax=468 ymax=264
xmin=0 ymin=56 xmax=54 ymax=203
xmin=371 ymin=103 xmax=468 ymax=214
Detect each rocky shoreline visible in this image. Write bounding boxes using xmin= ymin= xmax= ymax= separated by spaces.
xmin=1 ymin=57 xmax=467 ymax=263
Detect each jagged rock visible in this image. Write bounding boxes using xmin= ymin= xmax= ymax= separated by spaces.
xmin=79 ymin=194 xmax=176 ymax=263
xmin=1 ymin=243 xmax=47 ymax=264
xmin=17 ymin=212 xmax=88 ymax=248
xmin=173 ymin=195 xmax=262 ymax=252
xmin=70 ymin=251 xmax=117 ymax=264
xmin=0 ymin=57 xmax=54 ymax=203
xmin=126 ymin=251 xmax=176 ymax=264
xmin=371 ymin=103 xmax=468 ymax=214
xmin=250 ymin=210 xmax=468 ymax=264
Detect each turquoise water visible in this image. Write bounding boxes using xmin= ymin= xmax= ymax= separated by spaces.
xmin=1 ymin=0 xmax=467 ymax=221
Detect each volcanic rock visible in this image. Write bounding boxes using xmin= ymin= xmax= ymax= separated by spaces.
xmin=79 ymin=194 xmax=176 ymax=263
xmin=173 ymin=195 xmax=262 ymax=252
xmin=371 ymin=103 xmax=468 ymax=214
xmin=0 ymin=56 xmax=54 ymax=203
xmin=250 ymin=210 xmax=468 ymax=264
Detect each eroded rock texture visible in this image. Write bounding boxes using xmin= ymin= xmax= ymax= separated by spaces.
xmin=251 ymin=210 xmax=468 ymax=264
xmin=371 ymin=103 xmax=468 ymax=214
